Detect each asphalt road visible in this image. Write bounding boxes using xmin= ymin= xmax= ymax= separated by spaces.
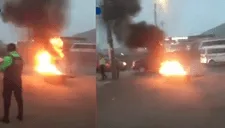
xmin=0 ymin=74 xmax=96 ymax=128
xmin=97 ymin=66 xmax=225 ymax=128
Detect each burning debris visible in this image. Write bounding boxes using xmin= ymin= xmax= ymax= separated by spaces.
xmin=34 ymin=37 xmax=64 ymax=75
xmin=1 ymin=0 xmax=69 ymax=76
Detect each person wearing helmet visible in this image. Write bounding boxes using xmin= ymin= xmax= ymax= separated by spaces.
xmin=0 ymin=43 xmax=23 ymax=124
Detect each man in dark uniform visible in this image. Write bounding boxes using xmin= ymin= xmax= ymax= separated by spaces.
xmin=0 ymin=43 xmax=23 ymax=124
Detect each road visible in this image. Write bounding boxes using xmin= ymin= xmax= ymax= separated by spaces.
xmin=97 ymin=66 xmax=225 ymax=128
xmin=0 ymin=71 xmax=96 ymax=127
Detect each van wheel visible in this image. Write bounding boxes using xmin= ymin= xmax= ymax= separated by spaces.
xmin=209 ymin=60 xmax=216 ymax=66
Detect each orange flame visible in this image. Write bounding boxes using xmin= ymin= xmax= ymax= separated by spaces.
xmin=159 ymin=60 xmax=187 ymax=76
xmin=35 ymin=37 xmax=64 ymax=75
xmin=50 ymin=38 xmax=64 ymax=58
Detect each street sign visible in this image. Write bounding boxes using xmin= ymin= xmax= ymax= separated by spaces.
xmin=96 ymin=7 xmax=101 ymax=15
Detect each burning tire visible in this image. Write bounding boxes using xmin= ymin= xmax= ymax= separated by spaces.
xmin=43 ymin=75 xmax=66 ymax=85
xmin=159 ymin=60 xmax=190 ymax=83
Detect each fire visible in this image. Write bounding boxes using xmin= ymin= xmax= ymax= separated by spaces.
xmin=159 ymin=61 xmax=187 ymax=76
xmin=34 ymin=37 xmax=64 ymax=75
xmin=50 ymin=38 xmax=64 ymax=58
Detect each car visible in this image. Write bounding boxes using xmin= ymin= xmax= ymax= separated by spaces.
xmin=132 ymin=50 xmax=204 ymax=78
xmin=131 ymin=55 xmax=160 ymax=73
xmin=131 ymin=58 xmax=148 ymax=72
xmin=132 ymin=45 xmax=164 ymax=73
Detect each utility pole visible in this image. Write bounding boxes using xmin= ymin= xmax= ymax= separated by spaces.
xmin=106 ymin=21 xmax=117 ymax=79
xmin=161 ymin=21 xmax=165 ymax=32
xmin=102 ymin=0 xmax=118 ymax=80
xmin=154 ymin=3 xmax=157 ymax=26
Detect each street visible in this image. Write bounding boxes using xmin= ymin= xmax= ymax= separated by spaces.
xmin=0 ymin=69 xmax=96 ymax=128
xmin=97 ymin=66 xmax=225 ymax=128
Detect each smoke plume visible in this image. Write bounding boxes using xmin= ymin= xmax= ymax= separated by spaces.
xmin=126 ymin=21 xmax=164 ymax=48
xmin=102 ymin=0 xmax=140 ymax=41
xmin=102 ymin=0 xmax=165 ymax=49
xmin=1 ymin=0 xmax=69 ymax=43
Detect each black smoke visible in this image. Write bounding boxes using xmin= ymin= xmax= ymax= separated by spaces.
xmin=2 ymin=1 xmax=67 ymax=41
xmin=126 ymin=21 xmax=164 ymax=48
xmin=102 ymin=0 xmax=141 ymax=42
xmin=102 ymin=0 xmax=165 ymax=49
xmin=1 ymin=0 xmax=69 ymax=57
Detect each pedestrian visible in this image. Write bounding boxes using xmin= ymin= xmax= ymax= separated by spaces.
xmin=99 ymin=54 xmax=107 ymax=80
xmin=115 ymin=58 xmax=120 ymax=79
xmin=0 ymin=43 xmax=24 ymax=124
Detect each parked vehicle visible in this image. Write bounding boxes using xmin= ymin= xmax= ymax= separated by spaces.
xmin=131 ymin=58 xmax=148 ymax=72
xmin=70 ymin=43 xmax=96 ymax=53
xmin=198 ymin=39 xmax=225 ymax=49
xmin=69 ymin=43 xmax=96 ymax=66
xmin=131 ymin=56 xmax=160 ymax=73
xmin=200 ymin=45 xmax=225 ymax=65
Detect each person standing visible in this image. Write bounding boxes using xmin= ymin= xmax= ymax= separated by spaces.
xmin=99 ymin=54 xmax=107 ymax=80
xmin=0 ymin=43 xmax=24 ymax=124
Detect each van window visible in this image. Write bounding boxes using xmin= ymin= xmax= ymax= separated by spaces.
xmin=202 ymin=40 xmax=225 ymax=47
xmin=72 ymin=44 xmax=96 ymax=49
xmin=207 ymin=48 xmax=225 ymax=54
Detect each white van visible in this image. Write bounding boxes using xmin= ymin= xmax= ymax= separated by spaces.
xmin=70 ymin=43 xmax=96 ymax=52
xmin=199 ymin=39 xmax=225 ymax=49
xmin=200 ymin=45 xmax=225 ymax=64
xmin=69 ymin=43 xmax=96 ymax=67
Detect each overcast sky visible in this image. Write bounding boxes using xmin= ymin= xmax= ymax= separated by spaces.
xmin=97 ymin=0 xmax=225 ymax=49
xmin=0 ymin=0 xmax=96 ymax=43
xmin=134 ymin=0 xmax=225 ymax=36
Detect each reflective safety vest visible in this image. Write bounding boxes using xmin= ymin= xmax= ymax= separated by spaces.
xmin=99 ymin=58 xmax=106 ymax=65
xmin=4 ymin=52 xmax=23 ymax=85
